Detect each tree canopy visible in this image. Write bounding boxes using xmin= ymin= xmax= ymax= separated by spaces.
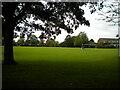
xmin=2 ymin=2 xmax=92 ymax=64
xmin=2 ymin=2 xmax=90 ymax=40
xmin=25 ymin=35 xmax=39 ymax=46
xmin=17 ymin=37 xmax=25 ymax=46
xmin=89 ymin=1 xmax=119 ymax=26
xmin=74 ymin=32 xmax=88 ymax=47
xmin=59 ymin=32 xmax=89 ymax=47
xmin=63 ymin=35 xmax=75 ymax=47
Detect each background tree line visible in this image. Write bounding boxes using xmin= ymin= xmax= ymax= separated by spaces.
xmin=13 ymin=34 xmax=59 ymax=47
xmin=12 ymin=31 xmax=117 ymax=48
xmin=12 ymin=32 xmax=96 ymax=48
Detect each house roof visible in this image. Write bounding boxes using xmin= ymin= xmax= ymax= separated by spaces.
xmin=98 ymin=38 xmax=118 ymax=40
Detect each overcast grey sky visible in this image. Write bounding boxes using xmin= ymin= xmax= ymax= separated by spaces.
xmin=15 ymin=2 xmax=118 ymax=43
xmin=53 ymin=4 xmax=118 ymax=43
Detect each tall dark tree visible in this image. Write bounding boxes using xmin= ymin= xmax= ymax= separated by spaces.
xmin=25 ymin=35 xmax=39 ymax=46
xmin=17 ymin=38 xmax=25 ymax=46
xmin=2 ymin=2 xmax=90 ymax=64
xmin=2 ymin=3 xmax=19 ymax=64
xmin=89 ymin=39 xmax=95 ymax=44
xmin=74 ymin=32 xmax=89 ymax=47
xmin=45 ymin=38 xmax=56 ymax=47
xmin=64 ymin=35 xmax=75 ymax=47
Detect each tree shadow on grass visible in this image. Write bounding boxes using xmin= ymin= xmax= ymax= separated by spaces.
xmin=2 ymin=60 xmax=119 ymax=88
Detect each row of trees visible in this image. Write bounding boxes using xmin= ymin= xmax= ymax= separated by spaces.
xmin=13 ymin=31 xmax=117 ymax=48
xmin=13 ymin=32 xmax=96 ymax=47
xmin=13 ymin=35 xmax=59 ymax=47
xmin=60 ymin=32 xmax=95 ymax=47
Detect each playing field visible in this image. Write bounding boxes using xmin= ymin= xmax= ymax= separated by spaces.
xmin=3 ymin=47 xmax=119 ymax=88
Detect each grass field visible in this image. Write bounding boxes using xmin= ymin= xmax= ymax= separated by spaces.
xmin=3 ymin=47 xmax=119 ymax=88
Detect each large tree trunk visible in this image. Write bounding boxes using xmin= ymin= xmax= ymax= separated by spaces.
xmin=2 ymin=3 xmax=26 ymax=65
xmin=3 ymin=21 xmax=17 ymax=65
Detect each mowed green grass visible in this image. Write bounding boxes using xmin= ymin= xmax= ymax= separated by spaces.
xmin=3 ymin=47 xmax=119 ymax=88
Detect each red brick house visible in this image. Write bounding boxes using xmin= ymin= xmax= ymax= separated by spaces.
xmin=98 ymin=38 xmax=119 ymax=47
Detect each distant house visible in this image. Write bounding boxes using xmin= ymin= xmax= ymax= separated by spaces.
xmin=98 ymin=38 xmax=119 ymax=47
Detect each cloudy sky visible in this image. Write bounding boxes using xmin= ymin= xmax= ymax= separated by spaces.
xmin=15 ymin=2 xmax=118 ymax=43
xmin=53 ymin=4 xmax=118 ymax=43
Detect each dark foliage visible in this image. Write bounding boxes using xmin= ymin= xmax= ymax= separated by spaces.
xmin=2 ymin=2 xmax=91 ymax=64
